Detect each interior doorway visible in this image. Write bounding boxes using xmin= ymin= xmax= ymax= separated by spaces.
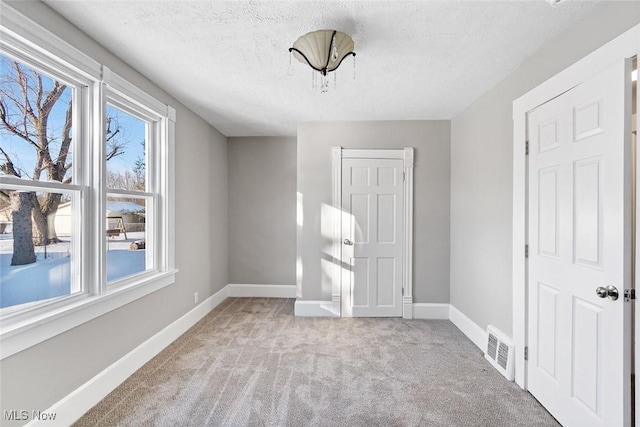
xmin=340 ymin=157 xmax=404 ymax=317
xmin=331 ymin=147 xmax=414 ymax=318
xmin=512 ymin=24 xmax=639 ymax=426
xmin=525 ymin=58 xmax=633 ymax=427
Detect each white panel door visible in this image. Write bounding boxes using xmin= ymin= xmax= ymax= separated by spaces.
xmin=527 ymin=61 xmax=632 ymax=426
xmin=341 ymin=158 xmax=403 ymax=317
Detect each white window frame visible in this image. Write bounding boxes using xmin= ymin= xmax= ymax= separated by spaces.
xmin=104 ymin=79 xmax=163 ymax=286
xmin=0 ymin=3 xmax=176 ymax=359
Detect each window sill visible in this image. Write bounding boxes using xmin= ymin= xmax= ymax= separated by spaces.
xmin=0 ymin=270 xmax=178 ymax=360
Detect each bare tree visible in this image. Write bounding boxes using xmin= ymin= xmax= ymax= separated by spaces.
xmin=106 ymin=169 xmax=144 ymax=193
xmin=0 ymin=58 xmax=125 ymax=253
xmin=106 ymin=140 xmax=145 ymax=195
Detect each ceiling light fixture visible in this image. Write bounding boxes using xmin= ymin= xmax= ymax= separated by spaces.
xmin=289 ymin=29 xmax=356 ymax=93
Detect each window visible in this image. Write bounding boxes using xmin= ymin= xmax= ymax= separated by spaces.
xmin=0 ymin=52 xmax=85 ymax=315
xmin=105 ymin=97 xmax=155 ymax=283
xmin=0 ymin=5 xmax=175 ymax=359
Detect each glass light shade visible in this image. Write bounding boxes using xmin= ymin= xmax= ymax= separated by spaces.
xmin=290 ymin=30 xmax=355 ymax=75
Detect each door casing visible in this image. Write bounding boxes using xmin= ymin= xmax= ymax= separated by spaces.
xmin=331 ymin=147 xmax=414 ymax=318
xmin=512 ymin=22 xmax=640 ymax=424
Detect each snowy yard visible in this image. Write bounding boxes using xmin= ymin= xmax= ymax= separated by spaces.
xmin=0 ymin=232 xmax=146 ymax=309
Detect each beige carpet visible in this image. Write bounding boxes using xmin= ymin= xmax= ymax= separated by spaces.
xmin=74 ymin=298 xmax=559 ymax=426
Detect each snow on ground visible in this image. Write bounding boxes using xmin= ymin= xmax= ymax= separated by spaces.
xmin=0 ymin=232 xmax=146 ymax=309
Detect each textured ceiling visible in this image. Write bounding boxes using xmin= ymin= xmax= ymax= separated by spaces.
xmin=44 ymin=0 xmax=600 ymax=137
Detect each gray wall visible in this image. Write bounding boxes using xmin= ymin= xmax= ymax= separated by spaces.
xmin=450 ymin=1 xmax=640 ymax=336
xmin=298 ymin=121 xmax=450 ymax=303
xmin=228 ymin=137 xmax=297 ymax=285
xmin=0 ymin=1 xmax=228 ymax=421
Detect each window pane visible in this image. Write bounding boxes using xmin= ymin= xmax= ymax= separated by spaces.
xmin=0 ymin=54 xmax=74 ymax=184
xmin=105 ymin=104 xmax=147 ymax=192
xmin=1 ymin=189 xmax=79 ymax=310
xmin=106 ymin=195 xmax=150 ymax=282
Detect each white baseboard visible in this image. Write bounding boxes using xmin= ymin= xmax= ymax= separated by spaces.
xmin=294 ymin=301 xmax=452 ymax=320
xmin=291 ymin=300 xmax=487 ymax=353
xmin=403 ymin=296 xmax=414 ymax=319
xmin=227 ymin=284 xmax=296 ymax=298
xmin=449 ymin=305 xmax=487 ymax=352
xmin=294 ymin=300 xmax=340 ymax=317
xmin=413 ymin=303 xmax=450 ymax=319
xmin=28 ymin=287 xmax=228 ymax=427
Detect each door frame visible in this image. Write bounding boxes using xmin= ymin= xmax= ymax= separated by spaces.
xmin=331 ymin=147 xmax=415 ymax=318
xmin=512 ymin=23 xmax=640 ymax=399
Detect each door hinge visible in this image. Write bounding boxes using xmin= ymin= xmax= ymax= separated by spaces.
xmin=403 ymin=172 xmax=406 ymax=182
xmin=525 ymin=140 xmax=529 ymax=156
xmin=524 ymin=347 xmax=528 ymax=361
xmin=525 ymin=244 xmax=529 ymax=259
xmin=624 ymin=289 xmax=636 ymax=302
xmin=401 ymin=287 xmax=404 ymax=296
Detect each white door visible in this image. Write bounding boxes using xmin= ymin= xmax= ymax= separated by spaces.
xmin=341 ymin=158 xmax=404 ymax=317
xmin=527 ymin=60 xmax=632 ymax=426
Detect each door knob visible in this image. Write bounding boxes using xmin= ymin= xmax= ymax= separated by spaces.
xmin=595 ymin=285 xmax=619 ymax=301
xmin=343 ymin=239 xmax=353 ymax=246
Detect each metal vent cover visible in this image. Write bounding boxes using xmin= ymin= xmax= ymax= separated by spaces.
xmin=484 ymin=325 xmax=515 ymax=381
xmin=497 ymin=342 xmax=509 ymax=369
xmin=487 ymin=333 xmax=498 ymax=360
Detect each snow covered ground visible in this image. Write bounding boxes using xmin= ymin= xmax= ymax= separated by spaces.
xmin=0 ymin=232 xmax=147 ymax=309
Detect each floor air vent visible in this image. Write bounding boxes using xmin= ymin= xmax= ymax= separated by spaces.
xmin=484 ymin=325 xmax=514 ymax=381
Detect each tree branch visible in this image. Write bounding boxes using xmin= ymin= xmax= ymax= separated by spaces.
xmin=41 ymin=81 xmax=66 ymax=119
xmin=13 ymin=62 xmax=36 ymax=122
xmin=0 ymin=100 xmax=39 ymax=149
xmin=0 ymin=146 xmax=21 ymax=177
xmin=55 ymin=100 xmax=73 ymax=176
xmin=35 ymin=73 xmax=43 ymax=111
xmin=106 ymin=144 xmax=125 ymax=161
xmin=106 ymin=127 xmax=120 ymax=142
